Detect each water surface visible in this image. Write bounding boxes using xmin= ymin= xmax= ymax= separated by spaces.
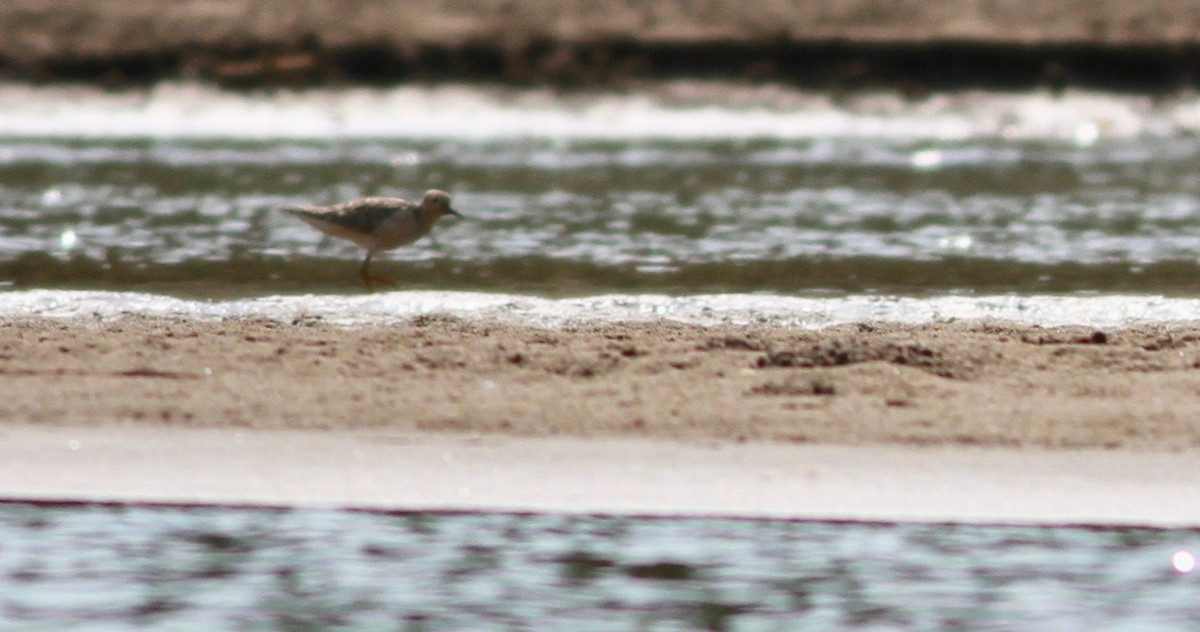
xmin=2 ymin=503 xmax=1198 ymax=630
xmin=3 ymin=84 xmax=1200 ymax=304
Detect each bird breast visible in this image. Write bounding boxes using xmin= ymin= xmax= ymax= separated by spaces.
xmin=370 ymin=210 xmax=431 ymax=250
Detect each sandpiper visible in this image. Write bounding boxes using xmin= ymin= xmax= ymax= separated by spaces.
xmin=280 ymin=189 xmax=461 ymax=290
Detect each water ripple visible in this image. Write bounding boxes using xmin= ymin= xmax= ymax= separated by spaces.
xmin=1 ymin=505 xmax=1197 ymax=629
xmin=1 ymin=87 xmax=1200 ymax=296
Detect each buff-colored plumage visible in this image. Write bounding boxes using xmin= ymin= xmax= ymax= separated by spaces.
xmin=280 ymin=189 xmax=461 ymax=289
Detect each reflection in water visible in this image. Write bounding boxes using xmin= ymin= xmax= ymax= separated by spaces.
xmin=1174 ymin=550 xmax=1197 ymax=574
xmin=1 ymin=503 xmax=1198 ymax=629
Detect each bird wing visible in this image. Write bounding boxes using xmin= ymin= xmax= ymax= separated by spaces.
xmin=283 ymin=197 xmax=416 ymax=235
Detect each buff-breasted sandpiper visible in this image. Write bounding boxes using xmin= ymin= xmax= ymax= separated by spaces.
xmin=280 ymin=189 xmax=461 ymax=289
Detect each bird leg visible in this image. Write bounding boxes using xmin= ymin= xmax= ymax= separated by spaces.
xmin=359 ymin=252 xmax=396 ymax=291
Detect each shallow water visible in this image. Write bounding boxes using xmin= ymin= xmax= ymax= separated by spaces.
xmin=3 ymin=83 xmax=1200 ymax=303
xmin=1 ymin=503 xmax=1198 ymax=630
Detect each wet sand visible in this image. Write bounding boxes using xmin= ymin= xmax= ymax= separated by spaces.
xmin=3 ymin=314 xmax=1200 ymax=449
xmin=4 ymin=425 xmax=1199 ymax=526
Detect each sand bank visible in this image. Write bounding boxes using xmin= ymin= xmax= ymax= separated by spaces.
xmin=6 ymin=1 xmax=1200 ymax=88
xmin=4 ymin=314 xmax=1200 ymax=524
xmin=3 ymin=315 xmax=1200 ymax=449
xmin=8 ymin=0 xmax=1199 ymax=61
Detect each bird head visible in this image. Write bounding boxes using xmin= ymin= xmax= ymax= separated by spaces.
xmin=422 ymin=189 xmax=462 ymax=219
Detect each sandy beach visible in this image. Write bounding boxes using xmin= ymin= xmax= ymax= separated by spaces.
xmin=3 ymin=315 xmax=1200 ymax=449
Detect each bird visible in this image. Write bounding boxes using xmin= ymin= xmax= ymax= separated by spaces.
xmin=280 ymin=189 xmax=461 ymax=290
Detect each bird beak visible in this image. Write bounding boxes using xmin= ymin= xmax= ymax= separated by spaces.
xmin=448 ymin=207 xmax=463 ymax=218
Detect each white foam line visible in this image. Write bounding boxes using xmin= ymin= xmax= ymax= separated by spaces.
xmin=0 ymin=83 xmax=1193 ymax=141
xmin=3 ymin=289 xmax=1200 ymax=329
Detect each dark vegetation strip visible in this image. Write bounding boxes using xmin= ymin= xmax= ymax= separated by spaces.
xmin=5 ymin=39 xmax=1200 ymax=93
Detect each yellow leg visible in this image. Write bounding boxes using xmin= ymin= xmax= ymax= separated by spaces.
xmin=359 ymin=252 xmax=396 ymax=291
